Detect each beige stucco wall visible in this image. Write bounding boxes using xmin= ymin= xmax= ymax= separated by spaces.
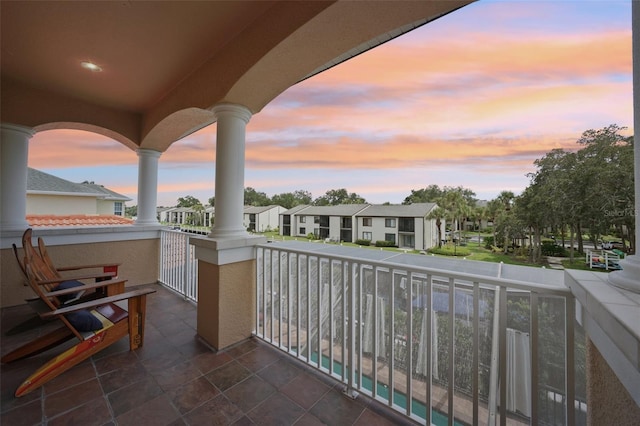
xmin=586 ymin=338 xmax=640 ymax=425
xmin=1 ymin=238 xmax=159 ymax=307
xmin=27 ymin=194 xmax=97 ymax=215
xmin=96 ymin=200 xmax=119 ymax=216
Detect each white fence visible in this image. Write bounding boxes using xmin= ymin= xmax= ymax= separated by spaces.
xmin=158 ymin=229 xmax=198 ymax=301
xmin=255 ymin=242 xmax=581 ymax=426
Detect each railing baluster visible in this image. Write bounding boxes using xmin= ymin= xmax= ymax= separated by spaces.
xmin=406 ymin=271 xmax=413 ymax=418
xmin=531 ymin=291 xmax=539 ymax=425
xmin=448 ymin=278 xmax=455 ymax=426
xmin=499 ymin=285 xmax=508 ymax=426
xmin=373 ymin=266 xmax=379 ymax=399
xmin=566 ymin=295 xmax=576 ymax=426
xmin=473 ymin=282 xmax=480 ymax=425
xmin=426 ymin=274 xmax=433 ymax=426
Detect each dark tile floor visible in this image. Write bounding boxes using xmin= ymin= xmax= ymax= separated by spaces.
xmin=1 ymin=284 xmax=418 ymax=425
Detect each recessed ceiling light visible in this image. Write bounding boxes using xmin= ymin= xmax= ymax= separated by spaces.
xmin=80 ymin=61 xmax=102 ymax=72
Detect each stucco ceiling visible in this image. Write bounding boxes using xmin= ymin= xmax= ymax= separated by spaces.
xmin=1 ymin=1 xmax=473 ymax=150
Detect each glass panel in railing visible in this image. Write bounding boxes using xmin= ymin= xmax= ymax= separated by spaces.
xmin=574 ymin=320 xmax=587 ymax=424
xmin=505 ymin=290 xmax=532 ymax=424
xmin=476 ymin=286 xmax=495 ymax=426
xmin=375 ymin=267 xmax=392 ymax=403
xmin=328 ymin=259 xmax=345 ymax=377
xmin=391 ymin=271 xmax=409 ymax=411
xmin=432 ymin=279 xmax=450 ymax=421
xmin=409 ymin=274 xmax=431 ymax=422
xmin=288 ymin=253 xmax=299 ymax=354
xmin=452 ymin=284 xmax=478 ymax=425
xmin=359 ymin=265 xmax=375 ymax=397
xmin=537 ymin=295 xmax=568 ymax=426
xmin=307 ymin=256 xmax=320 ymax=368
xmin=298 ymin=254 xmax=309 ymax=361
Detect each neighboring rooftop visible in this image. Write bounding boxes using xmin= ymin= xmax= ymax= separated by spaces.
xmin=27 ymin=168 xmax=130 ymax=201
xmin=27 ymin=214 xmax=134 ymax=227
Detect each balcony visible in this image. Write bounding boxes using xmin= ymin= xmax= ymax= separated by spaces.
xmin=2 ymin=283 xmax=417 ymax=425
xmin=1 ymin=228 xmax=639 ymax=425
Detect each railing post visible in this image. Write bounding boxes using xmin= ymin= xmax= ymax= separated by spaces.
xmin=566 ymin=295 xmax=576 ymax=426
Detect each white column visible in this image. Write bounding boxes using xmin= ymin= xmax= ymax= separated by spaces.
xmin=609 ymin=1 xmax=640 ymax=293
xmin=135 ymin=148 xmax=161 ymax=226
xmin=209 ymin=103 xmax=252 ymax=239
xmin=1 ymin=123 xmax=34 ymax=231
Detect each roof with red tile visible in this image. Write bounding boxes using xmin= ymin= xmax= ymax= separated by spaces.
xmin=27 ymin=215 xmax=134 ymax=227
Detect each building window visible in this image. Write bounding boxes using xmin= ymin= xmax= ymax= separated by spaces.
xmin=341 ymin=217 xmax=352 ymax=228
xmin=385 ymin=218 xmax=396 ymax=228
xmin=363 ymin=231 xmax=372 ymax=240
xmin=300 ymin=227 xmax=306 ymax=235
xmin=399 ymin=217 xmax=414 ymax=232
xmin=400 ymin=234 xmax=415 ymax=248
xmin=385 ymin=233 xmax=396 ymax=244
xmin=362 ymin=217 xmax=372 ymax=227
xmin=300 ymin=216 xmax=306 ymax=223
xmin=314 ymin=216 xmax=320 ymax=224
xmin=114 ymin=202 xmax=123 ymax=216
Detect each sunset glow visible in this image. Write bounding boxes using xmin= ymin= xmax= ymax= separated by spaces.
xmin=28 ymin=1 xmax=633 ymax=206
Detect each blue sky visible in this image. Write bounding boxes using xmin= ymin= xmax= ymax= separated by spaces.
xmin=29 ymin=0 xmax=633 ymax=207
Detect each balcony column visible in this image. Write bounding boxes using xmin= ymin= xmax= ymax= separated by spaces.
xmin=608 ymin=1 xmax=640 ymax=293
xmin=209 ymin=103 xmax=251 ymax=239
xmin=0 ymin=123 xmax=34 ymax=231
xmin=192 ymin=102 xmax=266 ymax=350
xmin=135 ymin=148 xmax=161 ymax=226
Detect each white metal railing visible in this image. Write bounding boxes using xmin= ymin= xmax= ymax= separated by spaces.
xmin=255 ymin=243 xmax=581 ymax=426
xmin=159 ymin=229 xmax=198 ymax=301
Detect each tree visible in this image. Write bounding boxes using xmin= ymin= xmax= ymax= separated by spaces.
xmin=403 ymin=185 xmax=444 ymax=204
xmin=208 ymin=196 xmax=215 ymax=207
xmin=314 ymin=188 xmax=366 ymax=206
xmin=426 ymin=207 xmax=447 ymax=248
xmin=524 ymin=125 xmax=635 ymax=258
xmin=271 ymin=189 xmax=313 ymax=209
xmin=177 ymin=195 xmax=202 ymax=208
xmin=125 ymin=205 xmax=137 ymax=218
xmin=403 ymin=185 xmax=476 ymax=206
xmin=493 ymin=191 xmax=516 ymax=254
xmin=433 ymin=187 xmax=475 ymax=255
xmin=244 ymin=187 xmax=270 ymax=206
xmin=471 ymin=205 xmax=488 ymax=247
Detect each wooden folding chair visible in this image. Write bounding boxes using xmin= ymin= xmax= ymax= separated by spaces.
xmin=2 ymin=262 xmax=155 ymax=397
xmin=22 ymin=228 xmax=123 ymax=297
xmin=6 ymin=229 xmax=124 ymax=335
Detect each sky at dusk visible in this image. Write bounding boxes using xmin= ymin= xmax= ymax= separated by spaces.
xmin=28 ymin=0 xmax=633 ymax=207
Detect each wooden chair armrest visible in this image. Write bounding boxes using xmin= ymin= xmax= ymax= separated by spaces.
xmin=44 ymin=279 xmax=128 ymax=297
xmin=35 ymin=272 xmax=116 ymax=286
xmin=55 ymin=263 xmax=121 ymax=272
xmin=41 ymin=288 xmax=156 ymax=318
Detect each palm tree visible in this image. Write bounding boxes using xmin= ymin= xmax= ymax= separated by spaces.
xmin=427 ymin=206 xmax=447 ymax=248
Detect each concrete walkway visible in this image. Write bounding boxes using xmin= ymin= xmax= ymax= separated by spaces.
xmin=546 ymin=256 xmax=566 ymax=270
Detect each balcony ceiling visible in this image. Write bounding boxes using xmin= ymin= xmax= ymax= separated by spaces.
xmin=1 ymin=1 xmax=472 ymax=151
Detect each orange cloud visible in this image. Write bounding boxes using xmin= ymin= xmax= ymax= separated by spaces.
xmin=29 ymin=129 xmax=136 ymax=168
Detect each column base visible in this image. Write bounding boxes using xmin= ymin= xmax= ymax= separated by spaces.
xmin=192 ymin=235 xmax=266 ymax=350
xmin=197 ymin=259 xmax=255 ymax=350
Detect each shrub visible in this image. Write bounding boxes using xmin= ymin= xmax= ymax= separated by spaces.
xmin=375 ymin=240 xmax=396 ymax=248
xmin=483 ymin=236 xmax=495 ymax=249
xmin=429 ymin=244 xmax=471 ymax=257
xmin=355 ymin=239 xmax=371 ymax=246
xmin=541 ymin=241 xmax=568 ymax=257
xmin=307 ymin=233 xmax=316 ymax=240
